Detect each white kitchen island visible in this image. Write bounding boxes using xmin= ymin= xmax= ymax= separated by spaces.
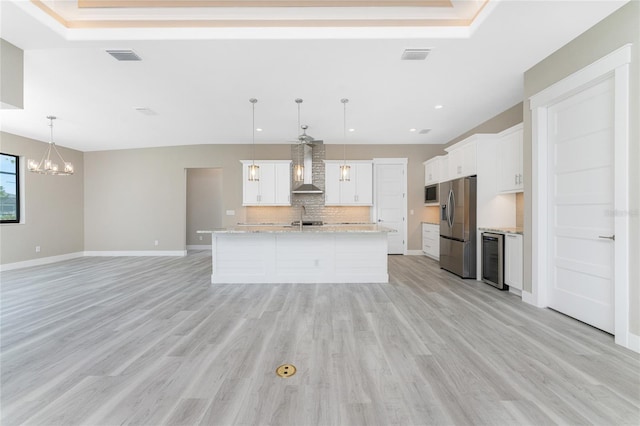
xmin=199 ymin=224 xmax=394 ymax=284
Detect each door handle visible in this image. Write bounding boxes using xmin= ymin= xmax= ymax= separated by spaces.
xmin=598 ymin=235 xmax=615 ymax=241
xmin=378 ymin=219 xmax=383 ymax=223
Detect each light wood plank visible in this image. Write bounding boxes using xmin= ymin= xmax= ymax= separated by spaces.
xmin=0 ymin=251 xmax=638 ymax=425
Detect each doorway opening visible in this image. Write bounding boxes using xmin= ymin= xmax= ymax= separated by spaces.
xmin=186 ymin=168 xmax=223 ymax=251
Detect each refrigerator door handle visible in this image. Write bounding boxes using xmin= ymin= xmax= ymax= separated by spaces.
xmin=448 ymin=189 xmax=455 ymax=228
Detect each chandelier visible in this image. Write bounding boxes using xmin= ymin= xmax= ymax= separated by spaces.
xmin=27 ymin=116 xmax=74 ymax=175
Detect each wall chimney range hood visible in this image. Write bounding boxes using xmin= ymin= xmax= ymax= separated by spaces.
xmin=292 ymin=143 xmax=323 ymax=194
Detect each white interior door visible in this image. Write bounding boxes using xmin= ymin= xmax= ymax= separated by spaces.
xmin=374 ymin=160 xmax=406 ymax=255
xmin=547 ymin=77 xmax=615 ymax=333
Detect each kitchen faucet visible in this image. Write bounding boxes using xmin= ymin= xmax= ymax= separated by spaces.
xmin=299 ymin=205 xmax=306 ymax=231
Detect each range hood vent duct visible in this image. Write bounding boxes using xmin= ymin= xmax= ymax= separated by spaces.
xmin=291 ymin=143 xmax=323 ymax=194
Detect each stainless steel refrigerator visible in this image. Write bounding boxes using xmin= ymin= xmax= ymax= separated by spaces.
xmin=440 ymin=176 xmax=477 ymax=278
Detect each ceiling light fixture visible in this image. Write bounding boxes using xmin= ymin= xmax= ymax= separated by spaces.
xmin=27 ymin=116 xmax=74 ymax=176
xmin=434 ymin=104 xmax=444 ymax=109
xmin=340 ymin=98 xmax=350 ymax=182
xmin=248 ymin=98 xmax=259 ymax=181
xmin=409 ymin=128 xmax=417 ymax=132
xmin=293 ymin=98 xmax=304 ymax=183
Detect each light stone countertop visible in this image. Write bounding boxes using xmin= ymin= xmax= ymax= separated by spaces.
xmin=422 ymin=221 xmax=439 ymax=225
xmin=479 ymin=227 xmax=524 ymax=235
xmin=198 ymin=224 xmax=396 ymax=234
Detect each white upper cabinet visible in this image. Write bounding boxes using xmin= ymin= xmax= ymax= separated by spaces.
xmin=324 ymin=160 xmax=373 ymax=206
xmin=241 ymin=160 xmax=291 ymax=206
xmin=423 ymin=155 xmax=445 ymax=185
xmin=497 ymin=124 xmax=524 ymax=193
xmin=445 ymin=136 xmax=478 ymax=179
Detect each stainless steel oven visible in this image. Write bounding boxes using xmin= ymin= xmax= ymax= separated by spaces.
xmin=482 ymin=232 xmax=507 ymax=290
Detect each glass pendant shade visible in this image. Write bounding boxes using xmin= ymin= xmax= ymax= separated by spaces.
xmin=339 ymin=164 xmax=351 ymax=181
xmin=248 ymin=163 xmax=259 ymax=181
xmin=28 ymin=116 xmax=74 ymax=176
xmin=293 ymin=163 xmax=304 ymax=182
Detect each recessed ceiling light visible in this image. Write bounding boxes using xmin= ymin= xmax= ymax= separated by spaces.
xmin=348 ymin=128 xmax=355 ymax=132
xmin=434 ymin=104 xmax=444 ymax=109
xmin=409 ymin=128 xmax=417 ymax=132
xmin=256 ymin=128 xmax=263 ymax=132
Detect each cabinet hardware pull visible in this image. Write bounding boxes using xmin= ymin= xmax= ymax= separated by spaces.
xmin=598 ymin=235 xmax=615 ymax=241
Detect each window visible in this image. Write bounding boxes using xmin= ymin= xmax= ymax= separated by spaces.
xmin=1 ymin=153 xmax=19 ymax=223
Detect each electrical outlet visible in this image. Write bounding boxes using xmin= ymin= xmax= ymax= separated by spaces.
xmin=35 ymin=246 xmax=41 ymax=253
xmin=154 ymin=240 xmax=159 ymax=246
xmin=226 ymin=210 xmax=235 ymax=216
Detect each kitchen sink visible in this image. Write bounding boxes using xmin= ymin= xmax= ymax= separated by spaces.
xmin=291 ymin=220 xmax=324 ymax=227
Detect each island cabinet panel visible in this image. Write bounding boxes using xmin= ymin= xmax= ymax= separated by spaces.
xmin=210 ymin=231 xmax=389 ymax=284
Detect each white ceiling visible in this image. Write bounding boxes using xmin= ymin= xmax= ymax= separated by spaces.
xmin=0 ymin=0 xmax=628 ymax=152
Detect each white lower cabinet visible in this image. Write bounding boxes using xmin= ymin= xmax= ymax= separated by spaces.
xmin=504 ymin=233 xmax=523 ymax=290
xmin=422 ymin=223 xmax=439 ymax=260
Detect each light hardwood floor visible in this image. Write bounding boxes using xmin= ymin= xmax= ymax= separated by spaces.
xmin=1 ymin=252 xmax=638 ymax=425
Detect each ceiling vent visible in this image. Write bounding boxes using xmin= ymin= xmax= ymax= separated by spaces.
xmin=106 ymin=50 xmax=142 ymax=61
xmin=419 ymin=129 xmax=431 ymax=134
xmin=401 ymin=49 xmax=431 ymax=61
xmin=134 ymin=107 xmax=156 ymax=116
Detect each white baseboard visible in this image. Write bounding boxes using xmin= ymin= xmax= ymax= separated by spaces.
xmin=627 ymin=332 xmax=640 ymax=353
xmin=0 ymin=252 xmax=84 ymax=272
xmin=187 ymin=245 xmax=211 ymax=250
xmin=406 ymin=250 xmax=424 ymax=256
xmin=84 ymin=250 xmax=187 ymax=257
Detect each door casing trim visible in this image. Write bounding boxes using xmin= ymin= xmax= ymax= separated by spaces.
xmin=527 ymin=44 xmax=632 ymax=350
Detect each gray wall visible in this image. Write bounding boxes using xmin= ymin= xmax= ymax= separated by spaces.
xmin=0 ymin=132 xmax=84 ymax=264
xmin=523 ymin=1 xmax=640 ymax=335
xmin=0 ymin=39 xmax=23 ymax=109
xmin=186 ymin=168 xmax=223 ymax=246
xmin=444 ymin=103 xmax=524 ymax=148
xmin=84 ymin=143 xmax=441 ymax=252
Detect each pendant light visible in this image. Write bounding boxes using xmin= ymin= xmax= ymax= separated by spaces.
xmin=293 ymin=98 xmax=304 ymax=182
xmin=27 ymin=116 xmax=74 ymax=176
xmin=248 ymin=98 xmax=259 ymax=181
xmin=339 ymin=98 xmax=351 ymax=181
